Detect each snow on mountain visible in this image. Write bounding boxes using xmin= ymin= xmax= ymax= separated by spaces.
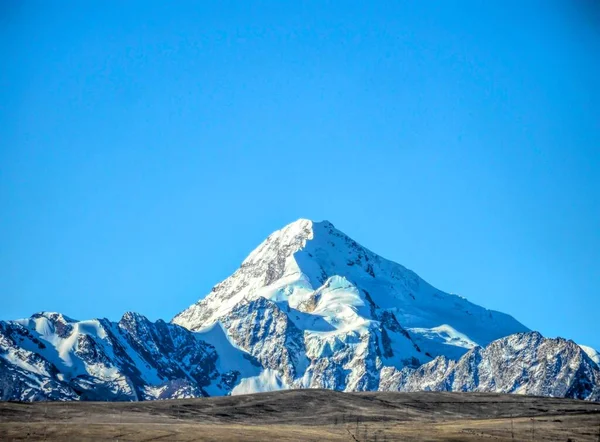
xmin=173 ymin=219 xmax=530 ymax=392
xmin=2 ymin=219 xmax=598 ymax=402
xmin=231 ymin=368 xmax=289 ymax=395
xmin=380 ymin=332 xmax=600 ymax=401
xmin=0 ymin=312 xmax=240 ymax=401
xmin=580 ymin=345 xmax=600 ymax=366
xmin=175 ymin=220 xmax=528 ymax=346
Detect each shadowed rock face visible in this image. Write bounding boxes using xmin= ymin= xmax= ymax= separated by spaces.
xmin=218 ymin=297 xmax=308 ymax=386
xmin=0 ymin=312 xmax=231 ymax=401
xmin=1 ymin=219 xmax=599 ymax=402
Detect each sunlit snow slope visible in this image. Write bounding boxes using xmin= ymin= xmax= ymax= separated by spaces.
xmin=174 ymin=219 xmax=528 ymax=360
xmin=173 ymin=219 xmax=533 ymax=392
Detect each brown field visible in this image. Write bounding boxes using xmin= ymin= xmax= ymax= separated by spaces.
xmin=1 ymin=389 xmax=600 ymax=441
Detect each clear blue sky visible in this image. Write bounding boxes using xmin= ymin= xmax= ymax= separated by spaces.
xmin=1 ymin=1 xmax=599 ymax=349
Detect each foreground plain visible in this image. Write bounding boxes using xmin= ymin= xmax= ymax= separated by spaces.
xmin=1 ymin=389 xmax=600 ymax=441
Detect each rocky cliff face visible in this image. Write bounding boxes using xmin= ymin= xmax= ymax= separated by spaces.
xmin=0 ymin=312 xmax=238 ymax=401
xmin=2 ymin=219 xmax=599 ymax=401
xmin=379 ymin=332 xmax=600 ymax=401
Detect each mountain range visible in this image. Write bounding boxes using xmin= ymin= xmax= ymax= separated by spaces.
xmin=1 ymin=219 xmax=599 ymax=402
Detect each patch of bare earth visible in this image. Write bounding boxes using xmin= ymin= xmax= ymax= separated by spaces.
xmin=1 ymin=390 xmax=599 ymax=441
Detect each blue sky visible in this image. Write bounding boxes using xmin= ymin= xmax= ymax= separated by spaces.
xmin=1 ymin=1 xmax=599 ymax=349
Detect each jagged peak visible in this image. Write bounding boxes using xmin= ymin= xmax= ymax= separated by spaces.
xmin=229 ymin=295 xmax=286 ymax=316
xmin=31 ymin=311 xmax=77 ymax=323
xmin=240 ymin=218 xmax=362 ymax=272
xmin=119 ymin=311 xmax=151 ymax=325
xmin=281 ymin=218 xmax=335 ymax=232
xmin=239 ymin=219 xmax=334 ymax=269
xmin=513 ymin=330 xmax=543 ymax=339
xmin=483 ymin=331 xmax=544 ymax=350
xmin=251 ymin=219 xmax=335 ymax=249
xmin=484 ymin=331 xmax=594 ymax=359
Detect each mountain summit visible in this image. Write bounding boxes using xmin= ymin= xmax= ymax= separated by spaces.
xmin=1 ymin=219 xmax=599 ymax=401
xmin=173 ymin=219 xmax=528 ymax=361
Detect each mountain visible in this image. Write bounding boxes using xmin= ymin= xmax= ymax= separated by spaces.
xmin=174 ymin=219 xmax=529 ymax=358
xmin=1 ymin=219 xmax=599 ymax=402
xmin=173 ymin=219 xmax=529 ymax=388
xmin=380 ymin=332 xmax=600 ymax=401
xmin=0 ymin=312 xmax=258 ymax=401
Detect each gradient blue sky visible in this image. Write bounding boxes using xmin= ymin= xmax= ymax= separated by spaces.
xmin=1 ymin=1 xmax=599 ymax=349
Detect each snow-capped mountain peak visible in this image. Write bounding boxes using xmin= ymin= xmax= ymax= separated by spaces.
xmin=2 ymin=219 xmax=598 ymax=402
xmin=173 ymin=219 xmax=528 ymax=359
xmin=171 ymin=219 xmax=532 ymax=393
